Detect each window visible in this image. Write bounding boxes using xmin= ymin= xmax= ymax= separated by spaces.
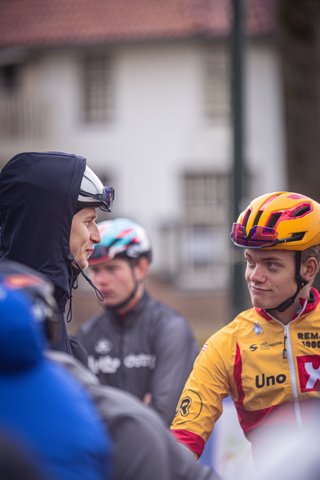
xmin=182 ymin=171 xmax=230 ymax=270
xmin=205 ymin=47 xmax=230 ymax=119
xmin=159 ymin=171 xmax=231 ymax=288
xmin=184 ymin=171 xmax=229 ymax=227
xmin=0 ymin=64 xmax=19 ymax=93
xmin=82 ymin=54 xmax=113 ymax=122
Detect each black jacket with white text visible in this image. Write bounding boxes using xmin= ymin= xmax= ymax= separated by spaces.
xmin=76 ymin=291 xmax=199 ymax=426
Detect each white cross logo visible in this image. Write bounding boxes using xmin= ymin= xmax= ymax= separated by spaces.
xmin=305 ymin=362 xmax=320 ymax=389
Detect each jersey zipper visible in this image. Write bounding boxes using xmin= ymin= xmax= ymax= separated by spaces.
xmin=283 ymin=333 xmax=287 ymax=359
xmin=264 ymin=299 xmax=309 ymax=428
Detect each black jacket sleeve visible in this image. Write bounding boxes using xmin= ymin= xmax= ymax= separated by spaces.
xmin=68 ymin=334 xmax=89 ymax=367
xmin=150 ymin=311 xmax=199 ymax=426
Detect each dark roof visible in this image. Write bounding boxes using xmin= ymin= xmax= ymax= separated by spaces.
xmin=0 ymin=0 xmax=275 ymax=49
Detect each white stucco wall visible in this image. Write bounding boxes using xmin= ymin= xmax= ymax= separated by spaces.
xmin=3 ymin=37 xmax=286 ymax=278
xmin=37 ymin=42 xmax=230 ymax=268
xmin=245 ymin=42 xmax=287 ymax=203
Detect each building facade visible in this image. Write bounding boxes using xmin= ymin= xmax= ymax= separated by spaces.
xmin=0 ymin=1 xmax=285 ymax=328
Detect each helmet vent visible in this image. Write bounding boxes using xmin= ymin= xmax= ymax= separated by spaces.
xmin=242 ymin=209 xmax=252 ymax=228
xmin=290 ymin=205 xmax=311 ymax=218
xmin=253 ymin=210 xmax=263 ymax=226
xmin=266 ymin=213 xmax=281 ymax=229
xmin=290 ymin=232 xmax=305 ymax=241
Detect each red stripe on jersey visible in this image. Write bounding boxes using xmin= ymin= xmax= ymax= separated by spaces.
xmin=236 ymin=402 xmax=273 ymax=435
xmin=170 ymin=429 xmax=205 ymax=458
xmin=233 ymin=342 xmax=245 ymax=403
xmin=233 ymin=341 xmax=273 ymax=434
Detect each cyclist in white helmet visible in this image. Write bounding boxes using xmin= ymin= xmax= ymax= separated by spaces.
xmin=76 ymin=217 xmax=199 ymax=426
xmin=0 ymin=151 xmax=114 ymax=364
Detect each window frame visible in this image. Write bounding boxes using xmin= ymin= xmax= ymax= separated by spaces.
xmin=81 ymin=53 xmax=113 ymax=123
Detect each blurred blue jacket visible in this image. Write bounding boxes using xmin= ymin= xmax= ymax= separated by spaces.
xmin=0 ymin=284 xmax=113 ymax=480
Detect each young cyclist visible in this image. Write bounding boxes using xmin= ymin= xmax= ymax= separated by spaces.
xmin=76 ymin=217 xmax=199 ymax=426
xmin=171 ymin=191 xmax=320 ymax=467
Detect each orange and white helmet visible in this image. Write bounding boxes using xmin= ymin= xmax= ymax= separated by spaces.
xmin=231 ymin=192 xmax=320 ymax=250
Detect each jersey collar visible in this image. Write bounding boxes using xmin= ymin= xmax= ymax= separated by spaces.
xmin=256 ymin=287 xmax=320 ymax=322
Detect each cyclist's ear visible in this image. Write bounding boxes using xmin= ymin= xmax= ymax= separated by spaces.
xmin=301 ymin=256 xmax=318 ymax=283
xmin=134 ymin=257 xmax=149 ymax=282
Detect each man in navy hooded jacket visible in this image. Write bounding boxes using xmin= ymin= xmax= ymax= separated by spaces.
xmin=0 ymin=151 xmax=114 ymax=363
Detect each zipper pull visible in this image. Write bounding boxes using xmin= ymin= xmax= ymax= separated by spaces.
xmin=283 ymin=333 xmax=287 ymax=359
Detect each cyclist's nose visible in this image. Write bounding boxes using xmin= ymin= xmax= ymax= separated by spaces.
xmin=91 ymin=222 xmax=101 ymax=244
xmin=250 ymin=265 xmax=266 ymax=283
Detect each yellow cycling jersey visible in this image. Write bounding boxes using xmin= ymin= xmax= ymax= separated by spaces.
xmin=171 ymin=288 xmax=320 ymax=458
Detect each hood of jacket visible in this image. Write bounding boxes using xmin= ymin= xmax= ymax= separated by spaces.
xmin=0 ymin=151 xmax=86 ymax=305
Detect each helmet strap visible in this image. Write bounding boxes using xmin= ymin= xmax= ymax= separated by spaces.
xmin=276 ymin=251 xmax=309 ymax=312
xmin=109 ymin=260 xmax=141 ymax=313
xmin=68 ymin=253 xmax=104 ymax=303
xmin=109 ymin=280 xmax=140 ymax=313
